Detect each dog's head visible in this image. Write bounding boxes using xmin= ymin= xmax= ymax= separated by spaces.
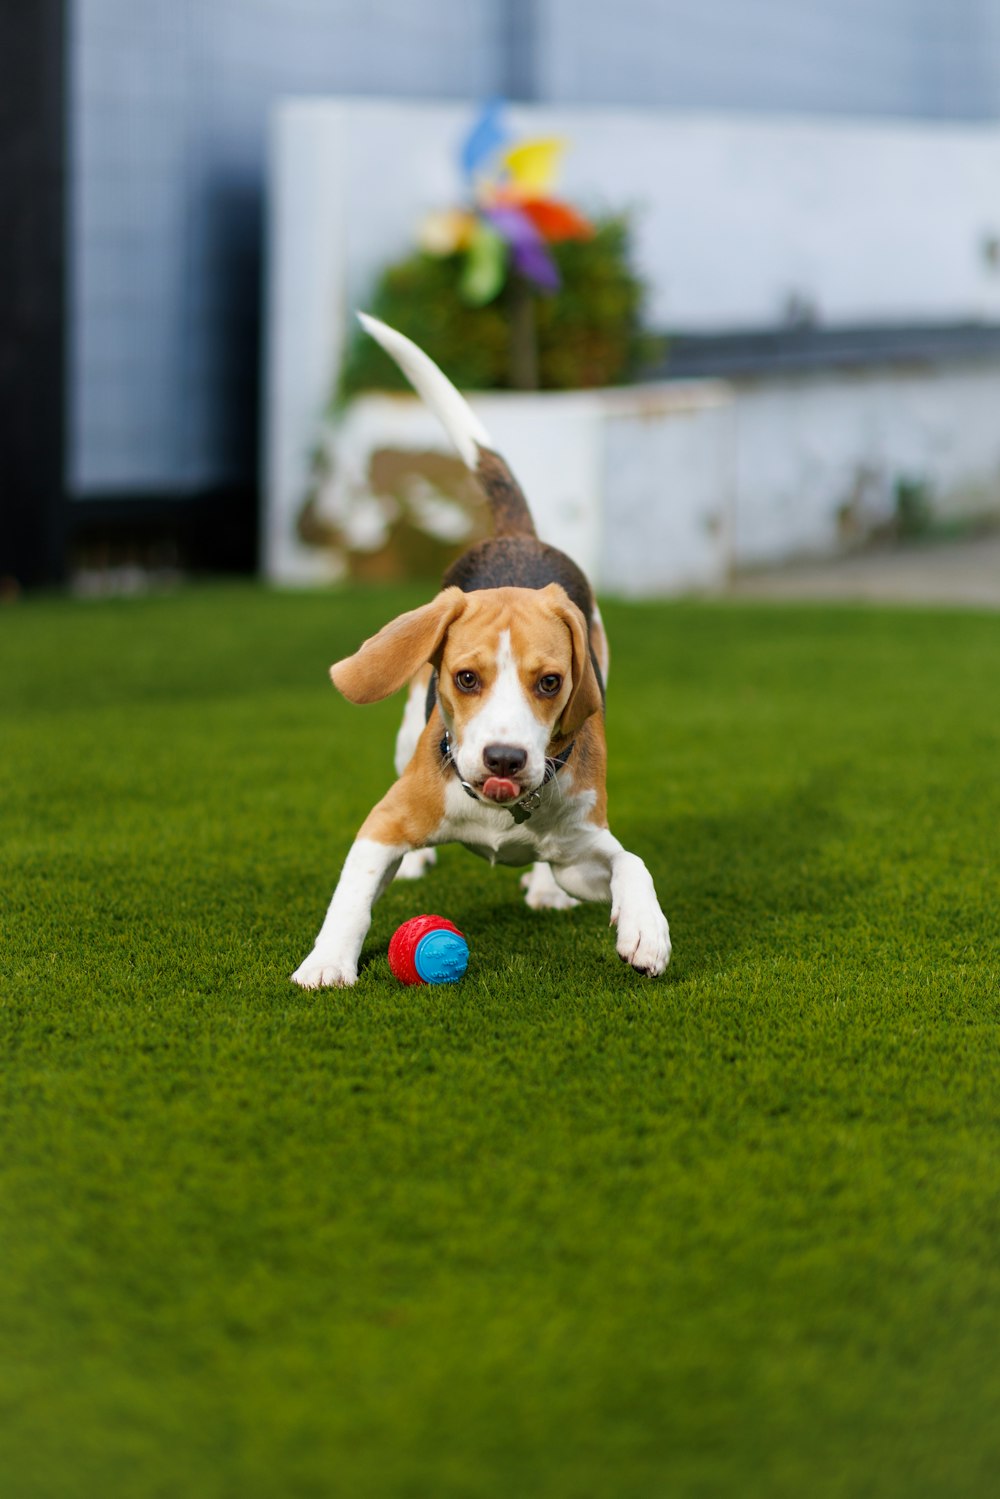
xmin=330 ymin=585 xmax=602 ymax=804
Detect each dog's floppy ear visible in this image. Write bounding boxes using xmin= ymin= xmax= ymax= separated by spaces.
xmin=330 ymin=587 xmax=467 ymax=703
xmin=541 ymin=584 xmax=604 ymax=739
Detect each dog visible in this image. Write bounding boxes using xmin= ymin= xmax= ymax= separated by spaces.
xmin=291 ymin=314 xmax=670 ymax=989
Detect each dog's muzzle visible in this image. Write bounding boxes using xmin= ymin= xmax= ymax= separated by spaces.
xmin=439 ymin=731 xmax=573 ymax=823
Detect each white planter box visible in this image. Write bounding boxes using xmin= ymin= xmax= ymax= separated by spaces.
xmin=271 ymin=382 xmax=736 ymax=595
xmin=731 ymin=366 xmax=1000 ymax=565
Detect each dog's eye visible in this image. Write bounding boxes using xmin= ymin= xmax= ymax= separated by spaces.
xmin=455 ymin=670 xmax=480 ymax=693
xmin=537 ymin=673 xmax=562 ymax=696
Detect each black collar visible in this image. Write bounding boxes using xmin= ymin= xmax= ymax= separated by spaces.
xmin=439 ymin=731 xmax=574 ymax=824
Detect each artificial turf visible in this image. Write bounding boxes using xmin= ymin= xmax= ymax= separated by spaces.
xmin=1 ymin=583 xmax=998 ymax=1499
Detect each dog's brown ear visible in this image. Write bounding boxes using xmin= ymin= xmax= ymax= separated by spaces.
xmin=542 ymin=584 xmax=604 ymax=738
xmin=330 ymin=587 xmax=467 ymax=703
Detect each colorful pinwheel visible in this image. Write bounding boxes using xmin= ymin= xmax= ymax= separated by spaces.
xmin=418 ymin=100 xmax=594 ymax=306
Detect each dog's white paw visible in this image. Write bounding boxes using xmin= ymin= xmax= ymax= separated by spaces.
xmin=612 ymin=906 xmax=671 ymax=977
xmin=395 ymin=848 xmax=438 ymax=881
xmin=291 ymin=951 xmax=358 ymax=989
xmin=520 ymin=863 xmax=580 ymax=911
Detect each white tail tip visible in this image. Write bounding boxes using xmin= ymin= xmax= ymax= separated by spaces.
xmin=356 ymin=311 xmax=493 ymax=470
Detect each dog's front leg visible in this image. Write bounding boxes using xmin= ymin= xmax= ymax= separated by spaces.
xmin=292 ymin=837 xmax=407 ymax=989
xmin=553 ymin=830 xmax=671 ymax=977
xmin=608 ymin=841 xmax=671 ymax=977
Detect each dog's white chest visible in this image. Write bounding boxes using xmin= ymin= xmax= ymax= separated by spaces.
xmin=436 ymin=775 xmax=597 ymax=868
xmin=465 ymin=833 xmax=538 ymax=867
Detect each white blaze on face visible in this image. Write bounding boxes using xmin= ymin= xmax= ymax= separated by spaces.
xmin=456 ymin=629 xmax=550 ymax=788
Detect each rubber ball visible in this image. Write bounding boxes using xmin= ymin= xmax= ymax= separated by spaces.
xmin=388 ymin=914 xmax=469 ymax=985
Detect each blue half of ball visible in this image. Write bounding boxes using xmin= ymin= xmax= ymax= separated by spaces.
xmin=414 ymin=929 xmax=469 ymax=984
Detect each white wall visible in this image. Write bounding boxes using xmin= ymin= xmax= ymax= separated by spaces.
xmin=274 ymin=97 xmax=1000 ymax=341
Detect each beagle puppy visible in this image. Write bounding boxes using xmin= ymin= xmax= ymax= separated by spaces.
xmin=292 ymin=315 xmax=670 ymax=988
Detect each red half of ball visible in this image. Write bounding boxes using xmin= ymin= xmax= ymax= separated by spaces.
xmin=388 ymin=914 xmax=465 ymax=985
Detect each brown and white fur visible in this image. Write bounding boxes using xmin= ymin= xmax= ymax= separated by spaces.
xmin=291 ymin=314 xmax=670 ymax=989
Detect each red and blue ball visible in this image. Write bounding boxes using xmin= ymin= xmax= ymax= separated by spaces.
xmin=388 ymin=914 xmax=469 ymax=985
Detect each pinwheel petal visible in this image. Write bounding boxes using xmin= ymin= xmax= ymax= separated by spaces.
xmin=501 ymin=138 xmax=565 ymax=196
xmin=418 ymin=209 xmax=478 ymax=256
xmin=483 ymin=204 xmax=560 ymax=291
xmin=460 ymin=221 xmax=508 ymax=305
xmin=461 ymin=99 xmax=508 ymax=183
xmin=483 ymin=204 xmax=541 ymax=254
xmin=511 ymin=237 xmax=561 ymax=293
xmin=520 ymin=197 xmax=594 ymax=242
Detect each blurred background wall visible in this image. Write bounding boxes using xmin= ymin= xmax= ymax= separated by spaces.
xmin=533 ymin=0 xmax=1000 ymax=116
xmin=5 ymin=0 xmax=1000 ymax=588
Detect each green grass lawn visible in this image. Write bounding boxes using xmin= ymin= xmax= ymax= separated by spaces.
xmin=1 ymin=584 xmax=998 ymax=1499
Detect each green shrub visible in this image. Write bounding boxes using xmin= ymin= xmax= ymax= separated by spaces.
xmin=339 ymin=217 xmax=661 ymax=400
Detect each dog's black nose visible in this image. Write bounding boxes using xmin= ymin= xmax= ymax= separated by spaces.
xmin=483 ymin=743 xmax=527 ymax=777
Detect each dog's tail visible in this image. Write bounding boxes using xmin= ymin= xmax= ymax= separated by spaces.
xmin=357 ymin=312 xmax=537 ymax=539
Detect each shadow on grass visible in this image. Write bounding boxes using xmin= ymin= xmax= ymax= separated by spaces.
xmin=345 ymin=775 xmax=865 ymax=991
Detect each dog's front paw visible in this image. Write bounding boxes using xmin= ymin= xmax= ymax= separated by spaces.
xmin=291 ymin=950 xmax=358 ymax=989
xmin=612 ymin=906 xmax=671 ymax=977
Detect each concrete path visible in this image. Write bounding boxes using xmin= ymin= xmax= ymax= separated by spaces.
xmin=725 ymin=533 xmax=1000 ymax=609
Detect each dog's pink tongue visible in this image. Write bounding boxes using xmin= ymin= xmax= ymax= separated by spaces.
xmin=482 ymin=776 xmax=519 ymax=803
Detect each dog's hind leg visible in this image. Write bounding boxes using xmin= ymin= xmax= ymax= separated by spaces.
xmin=394 ymin=668 xmax=432 ymax=774
xmin=394 ymin=667 xmax=438 ymax=881
xmin=520 ymin=862 xmax=580 ymax=911
xmin=590 ymin=602 xmax=610 ymax=686
xmin=397 ymin=847 xmax=438 ymax=879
